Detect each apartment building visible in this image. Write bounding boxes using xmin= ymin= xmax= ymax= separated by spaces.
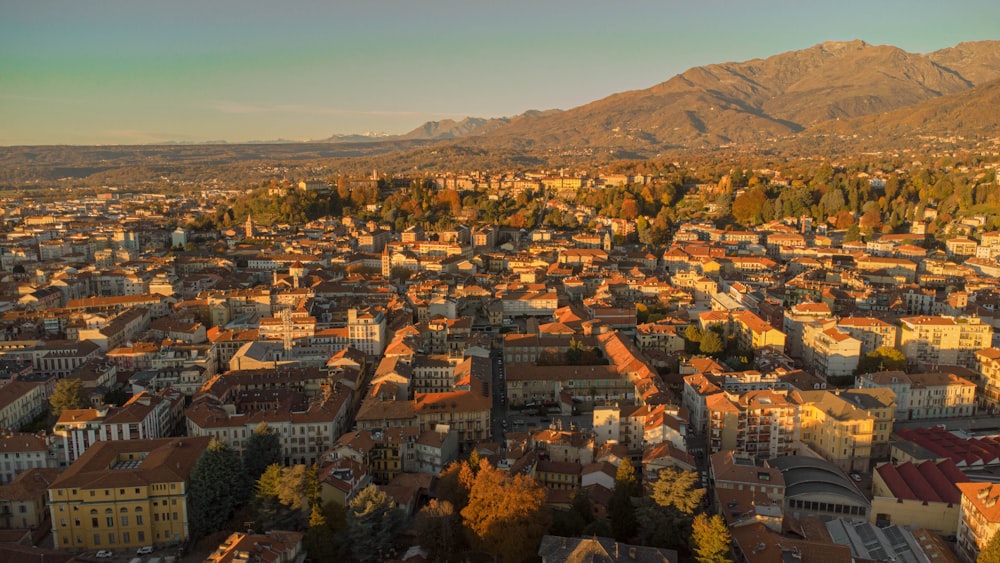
xmin=858 ymin=370 xmax=974 ymax=421
xmin=0 ymin=432 xmax=58 ymax=484
xmin=793 ymin=390 xmax=874 ymax=473
xmin=47 ymin=436 xmax=211 ymax=551
xmin=52 ymin=392 xmax=175 ymax=465
xmin=899 ymin=315 xmax=992 ymax=370
xmin=801 ymin=322 xmax=862 ymax=379
xmin=957 ymin=482 xmax=1000 ymax=563
xmin=975 ymin=348 xmax=1000 ymax=412
xmin=705 ymin=390 xmax=797 ymax=460
xmin=836 ymin=317 xmax=898 ymax=355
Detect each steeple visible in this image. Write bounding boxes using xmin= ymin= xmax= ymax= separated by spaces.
xmin=245 ymin=212 xmax=255 ymax=239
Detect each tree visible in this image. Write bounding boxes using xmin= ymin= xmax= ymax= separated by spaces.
xmin=610 ymin=459 xmax=639 ymax=541
xmin=651 ymin=468 xmax=705 ymax=515
xmin=252 ymin=463 xmax=318 ymax=532
xmin=415 ymin=499 xmax=463 ymax=561
xmin=461 ymin=461 xmax=550 ymax=562
xmin=189 ymin=439 xmax=251 ymax=539
xmin=437 ymin=460 xmax=473 ymax=511
xmin=50 ymin=378 xmax=88 ymax=416
xmin=699 ymin=331 xmax=724 ymax=355
xmin=347 ymin=484 xmax=403 ymax=562
xmin=691 ymin=514 xmax=733 ymax=563
xmin=304 ymin=501 xmax=348 ymax=563
xmin=731 ymin=187 xmax=768 ymax=225
xmin=855 ymin=346 xmax=907 ymax=375
xmin=244 ymin=422 xmax=283 ymax=482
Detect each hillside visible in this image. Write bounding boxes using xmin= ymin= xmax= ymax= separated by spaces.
xmin=454 ymin=39 xmax=1000 ymax=155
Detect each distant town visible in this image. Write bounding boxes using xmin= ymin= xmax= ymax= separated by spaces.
xmin=2 ymin=151 xmax=1000 ymax=563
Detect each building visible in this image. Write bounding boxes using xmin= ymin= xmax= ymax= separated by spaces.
xmin=837 ymin=317 xmax=898 ymax=355
xmin=347 ymin=308 xmax=387 ymax=357
xmin=857 ymin=370 xmax=976 ymax=421
xmin=870 ymin=459 xmax=966 ymax=534
xmin=957 ymin=482 xmax=1000 ymax=563
xmin=770 ymin=455 xmax=870 ymax=522
xmin=793 ymin=390 xmax=874 ymax=473
xmin=899 ymin=316 xmax=992 ymax=370
xmin=203 ymin=530 xmax=304 ymax=563
xmin=47 ymin=436 xmax=211 ymax=551
xmin=801 ymin=322 xmax=862 ymax=379
xmin=52 ymin=392 xmax=176 ymax=465
xmin=0 ymin=433 xmax=58 ymax=484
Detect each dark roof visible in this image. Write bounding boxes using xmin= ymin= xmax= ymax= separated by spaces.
xmin=768 ymin=455 xmax=868 ymax=507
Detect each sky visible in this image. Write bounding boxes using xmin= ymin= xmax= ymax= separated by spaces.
xmin=1 ymin=0 xmax=998 ymax=146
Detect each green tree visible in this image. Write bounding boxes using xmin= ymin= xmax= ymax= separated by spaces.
xmin=461 ymin=461 xmax=550 ymax=563
xmin=855 ymin=346 xmax=908 ymax=375
xmin=50 ymin=378 xmax=87 ymax=416
xmin=347 ymin=484 xmax=403 ymax=562
xmin=699 ymin=330 xmax=724 ymax=355
xmin=252 ymin=463 xmax=318 ymax=532
xmin=304 ymin=501 xmax=348 ymax=562
xmin=691 ymin=514 xmax=733 ymax=563
xmin=244 ymin=422 xmax=283 ymax=482
xmin=189 ymin=439 xmax=251 ymax=539
xmin=610 ymin=460 xmax=639 ymax=541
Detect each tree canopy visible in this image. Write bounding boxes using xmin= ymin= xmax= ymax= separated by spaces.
xmin=855 ymin=346 xmax=907 ymax=375
xmin=189 ymin=439 xmax=251 ymax=539
xmin=461 ymin=460 xmax=550 ymax=563
xmin=244 ymin=422 xmax=283 ymax=482
xmin=691 ymin=514 xmax=733 ymax=563
xmin=49 ymin=378 xmax=87 ymax=416
xmin=347 ymin=484 xmax=403 ymax=562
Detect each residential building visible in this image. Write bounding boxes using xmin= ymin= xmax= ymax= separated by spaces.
xmin=793 ymin=390 xmax=874 ymax=473
xmin=47 ymin=436 xmax=211 ymax=551
xmin=957 ymin=482 xmax=1000 ymax=563
xmin=899 ymin=315 xmax=992 ymax=370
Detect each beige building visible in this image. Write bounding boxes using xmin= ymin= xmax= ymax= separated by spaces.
xmin=975 ymin=348 xmax=1000 ymax=412
xmin=801 ymin=321 xmax=862 ymax=379
xmin=899 ymin=315 xmax=992 ymax=370
xmin=857 ymin=370 xmax=976 ymax=420
xmin=957 ymin=482 xmax=1000 ymax=563
xmin=793 ymin=390 xmax=874 ymax=473
xmin=837 ymin=317 xmax=898 ymax=355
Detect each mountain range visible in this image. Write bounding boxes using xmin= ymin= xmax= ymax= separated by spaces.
xmin=340 ymin=39 xmax=1000 ymax=156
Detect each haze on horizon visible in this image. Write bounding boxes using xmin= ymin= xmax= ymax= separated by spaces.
xmin=2 ymin=0 xmax=998 ymax=146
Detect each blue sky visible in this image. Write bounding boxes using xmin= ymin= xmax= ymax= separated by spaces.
xmin=1 ymin=0 xmax=997 ymax=145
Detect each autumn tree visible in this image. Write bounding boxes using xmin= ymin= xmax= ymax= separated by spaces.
xmin=691 ymin=514 xmax=733 ymax=563
xmin=189 ymin=439 xmax=251 ymax=539
xmin=461 ymin=461 xmax=550 ymax=562
xmin=731 ymin=187 xmax=769 ymax=225
xmin=49 ymin=378 xmax=87 ymax=416
xmin=347 ymin=484 xmax=403 ymax=562
xmin=304 ymin=501 xmax=349 ymax=562
xmin=244 ymin=422 xmax=282 ymax=482
xmin=699 ymin=330 xmax=724 ymax=355
xmin=652 ymin=468 xmax=705 ymax=514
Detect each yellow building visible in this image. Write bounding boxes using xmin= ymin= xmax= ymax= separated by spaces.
xmin=793 ymin=390 xmax=874 ymax=473
xmin=975 ymin=348 xmax=1000 ymax=412
xmin=839 ymin=388 xmax=896 ymax=459
xmin=870 ymin=459 xmax=965 ymax=535
xmin=47 ymin=436 xmax=210 ymax=552
xmin=899 ymin=315 xmax=993 ymax=370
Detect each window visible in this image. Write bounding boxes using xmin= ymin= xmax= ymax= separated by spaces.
xmin=136 ymin=515 xmax=143 ymax=526
xmin=93 ymin=534 xmax=100 ymax=546
xmin=121 ymin=515 xmax=128 ymax=526
xmin=108 ymin=533 xmax=115 ymax=544
xmin=138 ymin=531 xmax=145 ymax=542
xmin=92 ymin=518 xmax=99 ymax=527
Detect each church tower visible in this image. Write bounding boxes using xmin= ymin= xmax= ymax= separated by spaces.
xmin=245 ymin=212 xmax=255 ymax=239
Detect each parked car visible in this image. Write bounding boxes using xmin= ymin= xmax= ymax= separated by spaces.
xmin=96 ymin=551 xmax=113 ymax=559
xmin=137 ymin=545 xmax=154 ymax=555
xmin=850 ymin=473 xmax=862 ymax=482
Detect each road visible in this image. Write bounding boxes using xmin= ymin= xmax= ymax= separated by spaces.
xmin=894 ymin=414 xmax=1000 ymax=435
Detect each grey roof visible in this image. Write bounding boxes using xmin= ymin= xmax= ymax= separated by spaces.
xmin=826 ymin=519 xmax=924 ymax=563
xmin=768 ymin=455 xmax=869 ymax=506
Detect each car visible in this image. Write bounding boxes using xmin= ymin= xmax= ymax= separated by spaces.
xmin=137 ymin=545 xmax=154 ymax=555
xmin=850 ymin=473 xmax=862 ymax=482
xmin=96 ymin=551 xmax=113 ymax=559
